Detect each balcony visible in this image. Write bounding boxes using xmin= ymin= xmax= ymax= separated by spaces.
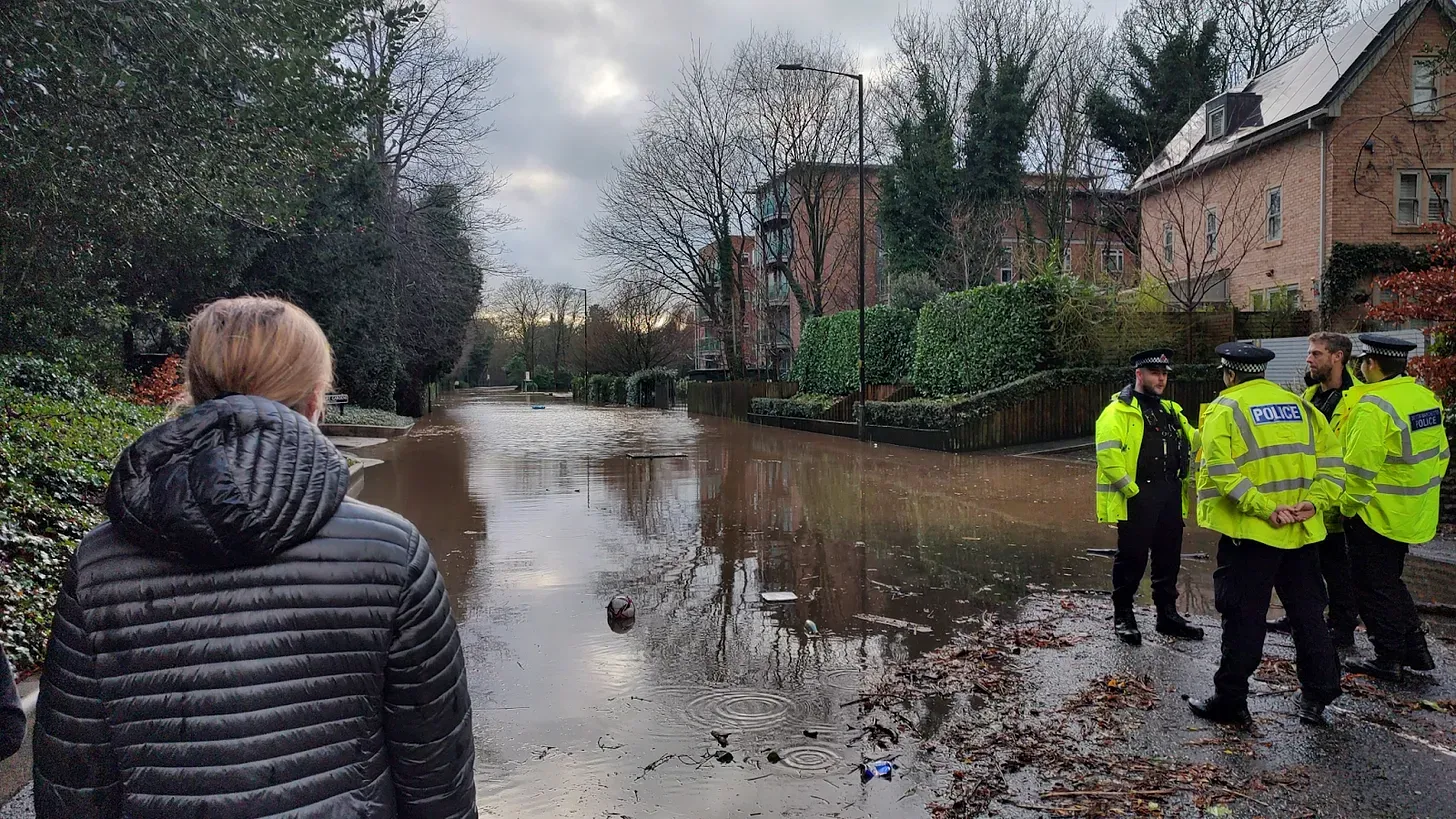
xmin=697 ymin=337 xmax=723 ymax=353
xmin=760 ymin=184 xmax=790 ymax=225
xmin=762 ymin=229 xmax=791 ymax=264
xmin=765 ymin=279 xmax=790 ymax=304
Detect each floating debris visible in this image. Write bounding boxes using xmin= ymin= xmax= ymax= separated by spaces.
xmin=854 ymin=613 xmax=932 ymax=634
xmin=626 ymin=452 xmax=688 ymax=459
xmin=760 ymin=591 xmax=798 ymax=603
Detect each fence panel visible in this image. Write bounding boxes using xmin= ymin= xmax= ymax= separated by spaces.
xmin=686 ymin=381 xmax=799 ymax=420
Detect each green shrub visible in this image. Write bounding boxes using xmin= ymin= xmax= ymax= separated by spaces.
xmin=910 ymin=277 xmax=1065 ymax=397
xmin=791 ymin=305 xmax=917 ymax=395
xmin=862 ymin=395 xmax=973 ymax=429
xmin=572 ymin=376 xmax=588 ymax=402
xmin=321 ymin=405 xmax=413 ymax=428
xmin=587 ymin=374 xmax=629 ymax=404
xmin=1 ymin=379 xmax=164 ymax=670
xmin=751 ymin=393 xmax=838 ymax=419
xmin=627 ymin=368 xmax=677 ymax=407
xmin=0 ymin=356 xmax=100 ymax=402
xmin=1322 ymin=242 xmax=1432 ymax=325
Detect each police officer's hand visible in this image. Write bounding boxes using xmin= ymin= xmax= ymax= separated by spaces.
xmin=1269 ymin=507 xmax=1292 ymax=527
xmin=1290 ymin=501 xmax=1317 ymax=522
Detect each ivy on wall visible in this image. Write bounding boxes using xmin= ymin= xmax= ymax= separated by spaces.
xmin=1321 ymin=241 xmax=1432 ymax=326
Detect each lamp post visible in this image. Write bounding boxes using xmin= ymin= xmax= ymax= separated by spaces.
xmin=777 ymin=62 xmax=867 ymax=441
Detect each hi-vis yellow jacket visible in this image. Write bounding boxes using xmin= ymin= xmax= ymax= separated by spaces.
xmin=1338 ymin=375 xmax=1450 ymax=544
xmin=1094 ymin=385 xmax=1199 ymax=524
xmin=1195 ymin=378 xmax=1345 ymax=548
xmin=1302 ymin=366 xmax=1361 ymax=532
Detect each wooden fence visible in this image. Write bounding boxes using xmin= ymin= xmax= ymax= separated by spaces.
xmin=944 ymin=378 xmax=1224 ymax=453
xmin=685 ymin=381 xmax=798 ymax=420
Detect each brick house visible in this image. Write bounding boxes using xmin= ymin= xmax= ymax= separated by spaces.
xmin=691 ymin=236 xmax=767 ymax=372
xmin=1132 ymin=0 xmax=1456 ymax=313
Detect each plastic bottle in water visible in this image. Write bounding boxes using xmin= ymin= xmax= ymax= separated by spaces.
xmin=862 ymin=761 xmax=893 ymax=780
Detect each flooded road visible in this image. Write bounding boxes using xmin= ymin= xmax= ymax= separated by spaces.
xmin=350 ymin=392 xmax=1225 ymax=818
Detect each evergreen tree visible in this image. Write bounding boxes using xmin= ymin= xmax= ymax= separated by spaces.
xmin=878 ymin=69 xmax=958 ymax=285
xmin=1089 ymin=20 xmax=1224 ymax=180
xmin=962 ymin=55 xmax=1039 ymax=208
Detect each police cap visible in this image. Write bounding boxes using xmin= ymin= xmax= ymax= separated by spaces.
xmin=1215 ymin=341 xmax=1275 ymax=373
xmin=1356 ymin=333 xmax=1417 ymax=359
xmin=1131 ymin=348 xmax=1174 ymax=371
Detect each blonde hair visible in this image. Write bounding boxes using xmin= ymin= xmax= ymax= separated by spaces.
xmin=183 ymin=296 xmax=334 ymax=414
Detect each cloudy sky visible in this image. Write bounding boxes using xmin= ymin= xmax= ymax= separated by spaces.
xmin=442 ymin=0 xmax=1128 ymax=292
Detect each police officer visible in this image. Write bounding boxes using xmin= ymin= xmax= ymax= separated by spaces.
xmin=1187 ymin=342 xmax=1344 ymax=726
xmin=1267 ymin=331 xmax=1361 ymax=646
xmin=1340 ymin=334 xmax=1450 ymax=681
xmin=1094 ymin=348 xmax=1203 ymax=645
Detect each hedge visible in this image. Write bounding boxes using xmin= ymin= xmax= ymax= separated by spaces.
xmin=588 ymin=374 xmax=629 ymax=405
xmin=626 ymin=367 xmax=677 ymax=407
xmin=911 ymin=278 xmax=1060 ymax=397
xmin=1 ymin=357 xmax=164 ymax=670
xmin=572 ymin=375 xmax=588 ymax=402
xmin=790 ymin=305 xmax=917 ymax=395
xmin=862 ymin=395 xmax=973 ymax=429
xmin=750 ymin=393 xmax=839 ymax=419
xmin=1321 ymin=241 xmax=1432 ymax=325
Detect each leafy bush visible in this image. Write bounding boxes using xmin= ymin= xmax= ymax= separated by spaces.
xmin=322 ymin=406 xmax=413 ymax=428
xmin=626 ymin=367 xmax=677 ymax=407
xmin=1323 ymin=241 xmax=1432 ymax=325
xmin=1 ymin=380 xmax=164 ymax=671
xmin=862 ymin=395 xmax=973 ymax=429
xmin=751 ymin=393 xmax=838 ymax=419
xmin=791 ymin=305 xmax=917 ymax=395
xmin=912 ymin=277 xmax=1063 ymax=397
xmin=572 ymin=376 xmax=588 ymax=402
xmin=132 ymin=354 xmax=186 ymax=406
xmin=588 ymin=374 xmax=629 ymax=404
xmin=0 ymin=356 xmax=99 ymax=402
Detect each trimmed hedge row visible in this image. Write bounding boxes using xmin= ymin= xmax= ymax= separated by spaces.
xmin=588 ymin=374 xmax=629 ymax=404
xmin=790 ymin=305 xmax=917 ymax=395
xmin=750 ymin=393 xmax=839 ymax=419
xmin=862 ymin=395 xmax=973 ymax=429
xmin=911 ymin=278 xmax=1059 ymax=397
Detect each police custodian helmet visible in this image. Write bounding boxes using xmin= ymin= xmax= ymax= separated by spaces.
xmin=1131 ymin=348 xmax=1175 ymax=371
xmin=1356 ymin=333 xmax=1417 ymax=359
xmin=1215 ymin=341 xmax=1275 ymax=374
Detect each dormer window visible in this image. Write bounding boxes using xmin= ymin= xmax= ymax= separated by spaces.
xmin=1207 ymin=104 xmax=1227 ymax=140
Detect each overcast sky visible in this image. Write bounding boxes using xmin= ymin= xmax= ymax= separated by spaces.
xmin=442 ymin=0 xmax=1128 ymax=293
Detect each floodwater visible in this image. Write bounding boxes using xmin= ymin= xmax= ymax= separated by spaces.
xmin=349 ymin=391 xmax=1225 ymax=818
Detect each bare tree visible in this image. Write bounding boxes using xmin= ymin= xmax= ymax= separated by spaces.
xmin=732 ymin=31 xmax=860 ymax=324
xmin=584 ymin=46 xmax=754 ymax=376
xmin=1139 ymin=161 xmax=1280 ymax=357
xmin=495 ymin=275 xmax=548 ymax=372
xmin=1225 ymin=0 xmax=1350 ymax=83
xmin=545 ymin=282 xmax=582 ymax=384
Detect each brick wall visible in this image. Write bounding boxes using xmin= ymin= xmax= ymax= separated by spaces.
xmin=1326 ymin=4 xmax=1455 ymax=253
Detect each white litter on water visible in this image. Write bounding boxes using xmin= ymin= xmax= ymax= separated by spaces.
xmin=759 ymin=591 xmax=798 ymax=603
xmin=854 ymin=613 xmax=932 ymax=634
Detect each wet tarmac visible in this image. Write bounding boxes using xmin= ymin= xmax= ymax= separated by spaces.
xmin=346 ymin=392 xmax=1234 ymax=818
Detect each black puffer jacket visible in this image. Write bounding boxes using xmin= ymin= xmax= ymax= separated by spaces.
xmin=32 ymin=395 xmax=476 ymax=818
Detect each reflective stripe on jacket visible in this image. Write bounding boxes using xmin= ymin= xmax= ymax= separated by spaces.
xmin=1094 ymin=387 xmax=1199 ymax=524
xmin=1195 ymin=378 xmax=1345 ymax=548
xmin=1337 ymin=375 xmax=1450 ymax=543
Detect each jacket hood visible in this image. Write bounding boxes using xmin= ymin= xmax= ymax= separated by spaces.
xmin=106 ymin=395 xmax=350 ymax=567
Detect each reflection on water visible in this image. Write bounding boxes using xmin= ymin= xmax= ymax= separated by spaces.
xmin=352 ymin=392 xmax=1221 ymax=818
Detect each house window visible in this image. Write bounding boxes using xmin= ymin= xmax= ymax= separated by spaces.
xmin=1398 ymin=171 xmax=1421 ymax=224
xmin=1266 ymin=187 xmax=1283 ymax=242
xmin=1061 ymin=243 xmax=1072 ymax=270
xmin=1397 ymin=170 xmax=1453 ymax=225
xmin=1205 ymin=208 xmax=1220 ymax=254
xmin=1207 ymin=105 xmax=1227 ymax=139
xmin=999 ymin=245 xmax=1013 ymax=283
xmin=1250 ymin=290 xmax=1267 ymax=311
xmin=1429 ymin=171 xmax=1450 ymax=223
xmin=1162 ymin=223 xmax=1174 ymax=265
xmin=1413 ymin=58 xmax=1439 ymax=115
xmin=1103 ymin=247 xmax=1124 ymax=274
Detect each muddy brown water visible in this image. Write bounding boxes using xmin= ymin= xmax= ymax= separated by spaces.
xmin=346 ymin=391 xmax=1224 ymax=818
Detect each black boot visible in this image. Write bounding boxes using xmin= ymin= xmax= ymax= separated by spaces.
xmin=1186 ymin=694 xmax=1251 ymax=725
xmin=1265 ymin=615 xmax=1291 ymax=634
xmin=1329 ymin=625 xmax=1356 ymax=649
xmin=1114 ymin=611 xmax=1142 ymax=646
xmin=1406 ymin=633 xmax=1436 ymax=672
xmin=1345 ymin=655 xmax=1404 ymax=682
xmin=1156 ymin=610 xmax=1205 ymax=641
xmin=1294 ymin=694 xmax=1328 ymax=726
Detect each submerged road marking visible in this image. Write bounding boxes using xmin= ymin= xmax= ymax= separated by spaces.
xmin=1327 ymin=705 xmax=1456 ymax=759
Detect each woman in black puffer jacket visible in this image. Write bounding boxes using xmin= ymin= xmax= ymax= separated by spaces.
xmin=31 ymin=297 xmax=476 ymax=818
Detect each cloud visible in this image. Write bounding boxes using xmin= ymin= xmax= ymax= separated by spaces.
xmin=441 ymin=0 xmax=1123 ymax=292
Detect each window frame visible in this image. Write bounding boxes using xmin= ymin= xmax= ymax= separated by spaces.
xmin=1413 ymin=58 xmax=1439 ymax=115
xmin=1207 ymin=104 xmax=1227 ymax=140
xmin=1204 ymin=207 xmax=1220 ymax=254
xmin=1428 ymin=170 xmax=1451 ymax=224
xmin=1162 ymin=223 xmax=1174 ymax=265
xmin=1102 ymin=247 xmax=1125 ymax=274
xmin=998 ymin=244 xmax=1014 ymax=284
xmin=1396 ymin=169 xmax=1453 ymax=225
xmin=1265 ymin=186 xmax=1283 ymax=242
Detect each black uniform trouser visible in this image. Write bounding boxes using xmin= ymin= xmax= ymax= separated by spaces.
xmin=1213 ymin=535 xmax=1341 ymax=705
xmin=1273 ymin=531 xmax=1358 ymax=630
xmin=1346 ymin=515 xmax=1422 ymax=662
xmin=1113 ymin=480 xmax=1183 ymax=615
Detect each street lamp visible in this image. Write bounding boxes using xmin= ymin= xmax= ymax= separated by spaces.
xmin=575 ymin=287 xmax=589 ymax=392
xmin=777 ymin=61 xmax=867 ymax=442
